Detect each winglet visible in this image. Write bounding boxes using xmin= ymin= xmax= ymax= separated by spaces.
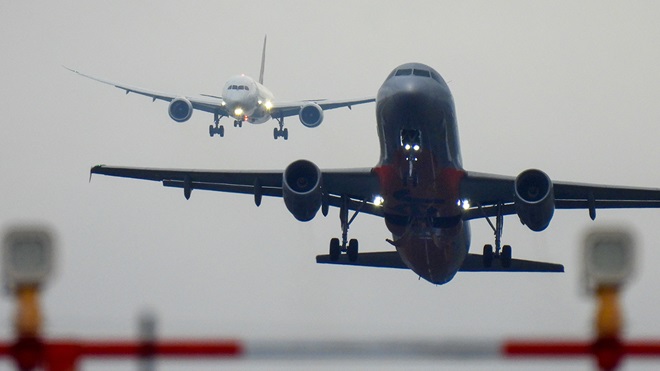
xmin=258 ymin=35 xmax=267 ymax=85
xmin=89 ymin=164 xmax=104 ymax=182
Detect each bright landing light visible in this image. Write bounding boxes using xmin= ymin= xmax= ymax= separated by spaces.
xmin=458 ymin=199 xmax=471 ymax=210
xmin=373 ymin=195 xmax=385 ymax=206
xmin=234 ymin=108 xmax=244 ymax=116
xmin=264 ymin=101 xmax=273 ymax=110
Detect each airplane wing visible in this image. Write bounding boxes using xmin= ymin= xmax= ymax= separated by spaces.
xmin=90 ymin=165 xmax=383 ymax=217
xmin=65 ymin=67 xmax=229 ymax=117
xmin=460 ymin=171 xmax=660 ymax=220
xmin=270 ymin=98 xmax=375 ymax=119
xmin=316 ymin=252 xmax=564 ymax=273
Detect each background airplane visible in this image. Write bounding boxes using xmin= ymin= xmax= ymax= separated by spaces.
xmin=66 ymin=36 xmax=374 ymax=140
xmin=90 ymin=62 xmax=660 ymax=285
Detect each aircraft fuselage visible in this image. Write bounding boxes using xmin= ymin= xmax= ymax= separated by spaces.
xmin=373 ymin=63 xmax=470 ymax=284
xmin=221 ymin=74 xmax=274 ymax=124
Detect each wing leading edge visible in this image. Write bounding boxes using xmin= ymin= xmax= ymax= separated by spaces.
xmin=65 ymin=67 xmax=228 ymax=116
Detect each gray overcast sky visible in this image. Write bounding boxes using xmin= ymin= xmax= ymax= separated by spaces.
xmin=1 ymin=1 xmax=660 ymax=370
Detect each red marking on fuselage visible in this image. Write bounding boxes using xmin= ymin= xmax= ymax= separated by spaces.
xmin=374 ymin=148 xmax=468 ymax=284
xmin=374 ymin=148 xmax=466 ymax=222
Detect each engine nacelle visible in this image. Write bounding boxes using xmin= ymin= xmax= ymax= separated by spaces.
xmin=298 ymin=103 xmax=324 ymax=128
xmin=514 ymin=169 xmax=555 ymax=232
xmin=168 ymin=97 xmax=193 ymax=122
xmin=282 ymin=160 xmax=323 ymax=222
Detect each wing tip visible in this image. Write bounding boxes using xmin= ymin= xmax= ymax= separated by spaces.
xmin=89 ymin=164 xmax=106 ymax=181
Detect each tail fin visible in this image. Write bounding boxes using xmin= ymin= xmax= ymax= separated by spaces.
xmin=258 ymin=35 xmax=267 ymax=85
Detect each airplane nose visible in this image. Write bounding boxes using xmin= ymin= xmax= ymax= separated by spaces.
xmin=378 ymin=83 xmax=440 ymax=123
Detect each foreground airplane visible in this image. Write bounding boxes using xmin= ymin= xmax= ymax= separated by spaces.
xmin=67 ymin=36 xmax=373 ymax=140
xmin=91 ymin=63 xmax=660 ymax=285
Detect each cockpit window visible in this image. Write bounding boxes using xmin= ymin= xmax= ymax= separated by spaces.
xmin=229 ymin=84 xmax=250 ymax=91
xmin=430 ymin=71 xmax=443 ymax=84
xmin=388 ymin=67 xmax=443 ymax=83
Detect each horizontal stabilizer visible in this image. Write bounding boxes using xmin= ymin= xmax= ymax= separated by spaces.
xmin=460 ymin=253 xmax=564 ymax=273
xmin=316 ymin=251 xmax=408 ymax=269
xmin=316 ymin=252 xmax=564 ymax=273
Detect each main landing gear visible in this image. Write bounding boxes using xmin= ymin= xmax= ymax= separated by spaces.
xmin=481 ymin=203 xmax=512 ymax=268
xmin=209 ymin=113 xmax=225 ymax=137
xmin=273 ymin=115 xmax=288 ymax=140
xmin=329 ymin=196 xmax=364 ymax=262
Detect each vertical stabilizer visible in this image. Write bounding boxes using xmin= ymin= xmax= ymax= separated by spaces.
xmin=259 ymin=35 xmax=267 ymax=85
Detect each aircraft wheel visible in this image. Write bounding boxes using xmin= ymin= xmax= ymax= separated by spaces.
xmin=219 ymin=125 xmax=225 ymax=137
xmin=347 ymin=239 xmax=359 ymax=262
xmin=329 ymin=238 xmax=341 ymax=261
xmin=273 ymin=128 xmax=279 ymax=140
xmin=283 ymin=128 xmax=289 ymax=140
xmin=209 ymin=125 xmax=215 ymax=137
xmin=483 ymin=244 xmax=493 ymax=268
xmin=501 ymin=245 xmax=512 ymax=268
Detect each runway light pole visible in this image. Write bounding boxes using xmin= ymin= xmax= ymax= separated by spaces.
xmin=584 ymin=228 xmax=635 ymax=371
xmin=2 ymin=225 xmax=55 ymax=371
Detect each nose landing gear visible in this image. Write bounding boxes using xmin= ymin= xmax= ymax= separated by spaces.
xmin=400 ymin=129 xmax=421 ymax=186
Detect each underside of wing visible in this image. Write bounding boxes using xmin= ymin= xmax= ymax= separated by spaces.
xmin=459 ymin=170 xmax=660 ymax=221
xmin=91 ymin=165 xmax=383 ymax=216
xmin=270 ymin=97 xmax=375 ymax=119
xmin=553 ymin=181 xmax=660 ymax=210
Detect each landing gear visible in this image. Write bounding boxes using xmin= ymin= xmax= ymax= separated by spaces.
xmin=483 ymin=244 xmax=494 ymax=268
xmin=347 ymin=239 xmax=359 ymax=262
xmin=482 ymin=243 xmax=512 ymax=268
xmin=329 ymin=238 xmax=341 ymax=261
xmin=273 ymin=116 xmax=288 ymax=140
xmin=209 ymin=113 xmax=225 ymax=137
xmin=328 ymin=195 xmax=364 ymax=262
xmin=273 ymin=127 xmax=288 ymax=140
xmin=481 ymin=203 xmax=513 ymax=268
xmin=400 ymin=129 xmax=421 ymax=186
xmin=402 ymin=172 xmax=418 ymax=187
xmin=233 ymin=120 xmax=243 ymax=128
xmin=209 ymin=124 xmax=224 ymax=137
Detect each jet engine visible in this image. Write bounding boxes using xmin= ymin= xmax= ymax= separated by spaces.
xmin=298 ymin=103 xmax=324 ymax=128
xmin=282 ymin=160 xmax=323 ymax=221
xmin=168 ymin=97 xmax=193 ymax=122
xmin=514 ymin=169 xmax=555 ymax=232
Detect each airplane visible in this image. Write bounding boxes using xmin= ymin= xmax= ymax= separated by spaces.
xmin=90 ymin=62 xmax=660 ymax=285
xmin=66 ymin=36 xmax=374 ymax=140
